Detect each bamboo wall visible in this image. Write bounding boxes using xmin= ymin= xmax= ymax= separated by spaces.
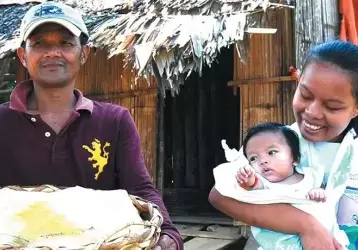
xmin=76 ymin=50 xmax=158 ymax=183
xmin=234 ymin=8 xmax=296 ymax=145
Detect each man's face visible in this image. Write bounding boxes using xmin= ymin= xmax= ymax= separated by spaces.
xmin=17 ymin=23 xmax=90 ymax=88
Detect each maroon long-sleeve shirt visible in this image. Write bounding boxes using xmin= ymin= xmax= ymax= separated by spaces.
xmin=0 ymin=80 xmax=183 ymax=249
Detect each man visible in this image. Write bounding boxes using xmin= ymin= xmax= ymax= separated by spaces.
xmin=0 ymin=2 xmax=183 ymax=249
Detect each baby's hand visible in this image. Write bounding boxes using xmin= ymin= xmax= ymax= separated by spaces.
xmin=307 ymin=188 xmax=326 ymax=202
xmin=236 ymin=166 xmax=255 ymax=186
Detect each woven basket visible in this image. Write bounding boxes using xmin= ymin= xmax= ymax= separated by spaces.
xmin=0 ymin=185 xmax=163 ymax=250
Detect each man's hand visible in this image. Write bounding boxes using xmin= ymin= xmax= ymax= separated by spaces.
xmin=153 ymin=235 xmax=177 ymax=250
xmin=236 ymin=166 xmax=255 ymax=186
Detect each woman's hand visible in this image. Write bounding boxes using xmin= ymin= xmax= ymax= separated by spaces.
xmin=300 ymin=218 xmax=343 ymax=250
xmin=153 ymin=235 xmax=177 ymax=250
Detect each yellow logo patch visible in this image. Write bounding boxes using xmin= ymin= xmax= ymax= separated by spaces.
xmin=82 ymin=139 xmax=111 ymax=180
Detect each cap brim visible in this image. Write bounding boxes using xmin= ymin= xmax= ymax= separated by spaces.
xmin=23 ymin=19 xmax=82 ymax=42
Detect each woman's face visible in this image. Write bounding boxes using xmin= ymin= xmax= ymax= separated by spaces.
xmin=292 ymin=62 xmax=358 ymax=142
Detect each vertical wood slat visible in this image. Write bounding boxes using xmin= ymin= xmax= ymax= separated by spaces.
xmin=156 ymin=93 xmax=165 ymax=196
xmin=295 ymin=0 xmax=339 ymax=69
xmin=76 ymin=50 xmax=158 ymax=184
xmin=234 ymin=8 xmax=296 ymax=146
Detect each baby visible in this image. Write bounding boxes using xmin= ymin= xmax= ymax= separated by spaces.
xmin=236 ymin=122 xmax=325 ymax=202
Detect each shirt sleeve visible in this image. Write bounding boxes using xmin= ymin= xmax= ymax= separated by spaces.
xmin=115 ymin=109 xmax=184 ymax=250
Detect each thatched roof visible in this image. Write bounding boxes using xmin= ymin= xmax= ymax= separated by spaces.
xmin=88 ymin=0 xmax=294 ymax=96
xmin=0 ymin=0 xmax=294 ymax=96
xmin=0 ymin=0 xmax=132 ymax=12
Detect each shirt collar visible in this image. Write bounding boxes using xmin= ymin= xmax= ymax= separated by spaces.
xmin=9 ymin=80 xmax=93 ymax=114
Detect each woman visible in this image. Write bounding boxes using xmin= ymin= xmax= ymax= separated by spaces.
xmin=209 ymin=40 xmax=358 ymax=250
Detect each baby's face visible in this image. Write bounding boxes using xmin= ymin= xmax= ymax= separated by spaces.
xmin=245 ymin=131 xmax=295 ymax=182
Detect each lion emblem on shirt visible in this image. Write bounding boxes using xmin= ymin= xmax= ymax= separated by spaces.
xmin=82 ymin=139 xmax=111 ymax=180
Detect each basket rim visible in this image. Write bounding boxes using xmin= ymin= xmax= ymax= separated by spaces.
xmin=0 ymin=185 xmax=163 ymax=249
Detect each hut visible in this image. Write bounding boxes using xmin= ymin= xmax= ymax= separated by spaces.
xmin=86 ymin=0 xmax=296 ymax=221
xmin=0 ymin=0 xmax=296 ymax=225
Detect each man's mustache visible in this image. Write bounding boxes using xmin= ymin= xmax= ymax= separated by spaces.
xmin=39 ymin=59 xmax=66 ymax=67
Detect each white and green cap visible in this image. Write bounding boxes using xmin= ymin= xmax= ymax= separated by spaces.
xmin=18 ymin=2 xmax=89 ymax=46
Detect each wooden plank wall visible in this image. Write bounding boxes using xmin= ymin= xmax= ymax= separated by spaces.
xmin=295 ymin=0 xmax=338 ymax=69
xmin=76 ymin=50 xmax=158 ymax=183
xmin=234 ymin=8 xmax=296 ymax=145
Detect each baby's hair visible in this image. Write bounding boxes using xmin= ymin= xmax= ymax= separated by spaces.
xmin=242 ymin=122 xmax=301 ymax=163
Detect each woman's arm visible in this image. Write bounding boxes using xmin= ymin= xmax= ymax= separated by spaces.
xmin=209 ymin=187 xmax=310 ymax=233
xmin=208 ymin=187 xmax=343 ymax=250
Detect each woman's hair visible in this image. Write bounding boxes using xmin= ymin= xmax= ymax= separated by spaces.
xmin=302 ymin=40 xmax=358 ymax=101
xmin=302 ymin=40 xmax=358 ymax=132
xmin=242 ymin=122 xmax=301 ymax=164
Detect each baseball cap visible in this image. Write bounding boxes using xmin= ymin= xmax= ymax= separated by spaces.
xmin=18 ymin=2 xmax=89 ymax=46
